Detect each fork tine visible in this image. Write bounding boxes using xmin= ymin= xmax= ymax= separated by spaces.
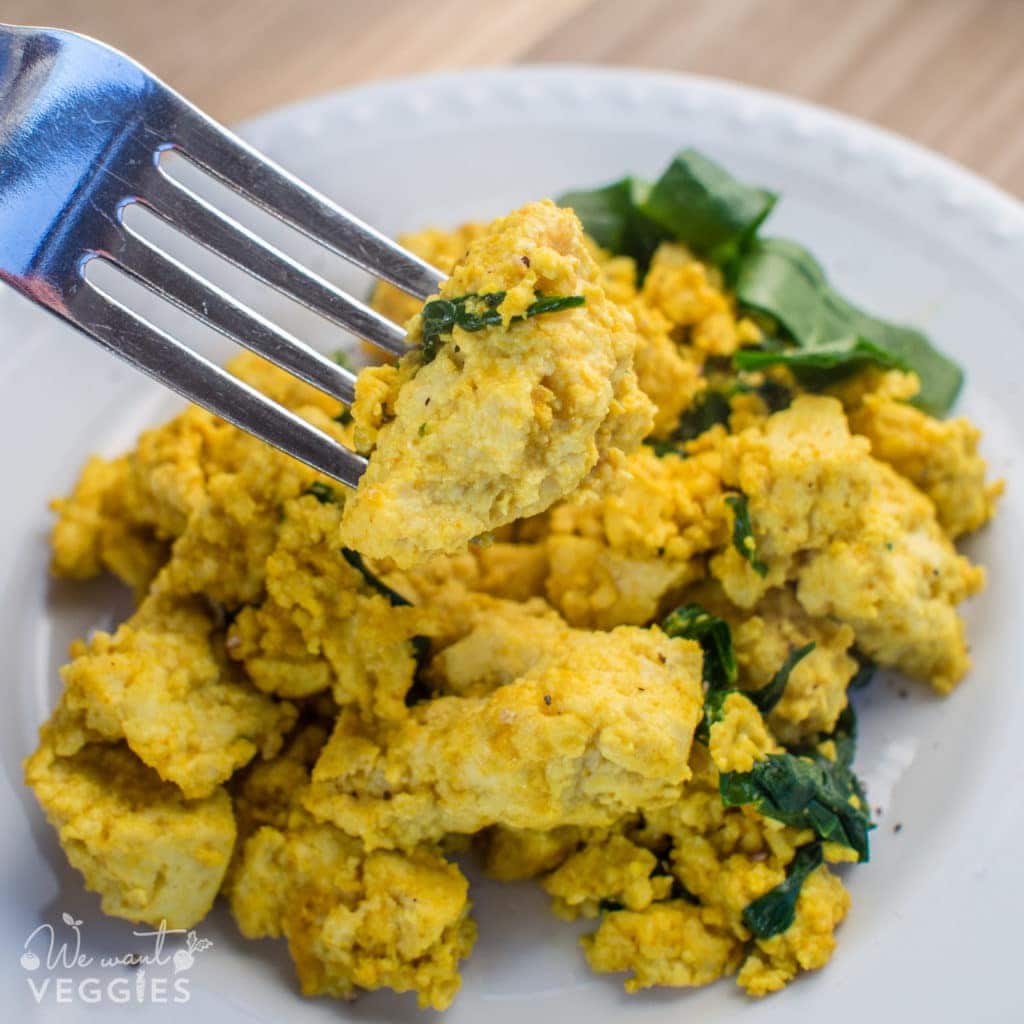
xmin=109 ymin=227 xmax=357 ymax=405
xmin=141 ymin=171 xmax=410 ymax=358
xmin=171 ymin=104 xmax=446 ymax=301
xmin=70 ymin=281 xmax=367 ymax=487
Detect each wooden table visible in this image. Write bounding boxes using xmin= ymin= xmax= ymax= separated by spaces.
xmin=10 ymin=0 xmax=1024 ymax=197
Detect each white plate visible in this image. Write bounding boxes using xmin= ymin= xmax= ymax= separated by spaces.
xmin=3 ymin=67 xmax=1023 ymax=1023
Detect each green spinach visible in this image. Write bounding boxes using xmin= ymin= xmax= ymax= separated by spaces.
xmin=557 ymin=177 xmax=668 ymax=271
xmin=742 ymin=842 xmax=823 ymax=938
xmin=747 ymin=642 xmax=816 ymax=714
xmin=725 ymin=494 xmax=768 ymax=577
xmin=661 ymin=604 xmax=737 ymax=690
xmin=848 ymin=653 xmax=876 ymax=691
xmin=673 ymin=389 xmax=732 ymax=443
xmin=720 ymin=751 xmax=872 ymax=861
xmin=341 ymin=548 xmax=413 ymax=607
xmin=641 ymin=149 xmax=776 ymax=267
xmin=734 ymin=238 xmax=963 ymax=414
xmin=304 ymin=481 xmax=339 ymax=504
xmin=560 ymin=151 xmax=963 ymax=415
xmin=419 ymin=291 xmax=585 ymax=363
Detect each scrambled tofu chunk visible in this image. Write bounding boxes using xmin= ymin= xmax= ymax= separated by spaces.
xmin=712 ymin=397 xmax=985 ymax=692
xmin=341 ymin=200 xmax=654 ymax=569
xmin=49 ymin=454 xmax=167 ymax=594
xmin=479 ymin=825 xmax=582 ymax=882
xmin=543 ymin=833 xmax=673 ymax=919
xmin=228 ymin=725 xmax=474 ymax=1010
xmin=583 ymin=901 xmax=743 ymax=991
xmin=226 ymin=493 xmax=433 ymax=718
xmin=304 ymin=623 xmax=703 ymax=849
xmin=543 ymin=445 xmax=728 ymax=627
xmin=232 ymin=823 xmax=474 ymax=1010
xmin=54 ymin=593 xmax=296 ymax=798
xmin=708 ymin=693 xmax=780 ymax=774
xmin=736 ymin=867 xmax=851 ymax=996
xmin=25 ymin=731 xmax=235 ymax=928
xmin=848 ymin=387 xmax=1002 ymax=538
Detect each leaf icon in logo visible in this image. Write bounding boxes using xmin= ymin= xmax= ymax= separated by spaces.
xmin=173 ymin=949 xmax=194 ymax=974
xmin=62 ymin=912 xmax=75 ymax=926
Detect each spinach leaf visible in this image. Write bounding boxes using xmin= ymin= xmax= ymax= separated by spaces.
xmin=827 ymin=704 xmax=859 ymax=772
xmin=848 ymin=652 xmax=876 ymax=691
xmin=789 ymin=701 xmax=859 ymax=772
xmin=558 ymin=150 xmax=775 ymax=272
xmin=742 ymin=842 xmax=823 ymax=938
xmin=732 ymin=375 xmax=793 ymax=413
xmin=661 ymin=604 xmax=737 ymax=690
xmin=644 ymin=437 xmax=684 ymax=458
xmin=330 ymin=349 xmax=354 ymax=370
xmin=420 ymin=291 xmax=586 ymax=363
xmin=747 ymin=642 xmax=816 ymax=714
xmin=734 ymin=238 xmax=963 ymax=414
xmin=341 ymin=548 xmax=413 ymax=607
xmin=557 ymin=177 xmax=669 ymax=271
xmin=404 ymin=634 xmax=434 ymax=707
xmin=720 ymin=752 xmax=872 ymax=861
xmin=725 ymin=494 xmax=768 ymax=577
xmin=672 ymin=389 xmax=732 ymax=443
xmin=641 ymin=149 xmax=776 ymax=267
xmin=733 ymin=336 xmax=907 ymax=378
xmin=304 ymin=481 xmax=339 ymax=504
xmin=561 ymin=151 xmax=962 ymax=415
xmin=650 ymin=856 xmax=701 ymax=905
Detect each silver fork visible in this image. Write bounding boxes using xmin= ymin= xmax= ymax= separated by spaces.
xmin=0 ymin=24 xmax=445 ymax=487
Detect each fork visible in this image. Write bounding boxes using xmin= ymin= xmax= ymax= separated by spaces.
xmin=0 ymin=24 xmax=446 ymax=487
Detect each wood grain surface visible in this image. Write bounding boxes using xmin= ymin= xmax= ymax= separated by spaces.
xmin=9 ymin=0 xmax=1024 ymax=196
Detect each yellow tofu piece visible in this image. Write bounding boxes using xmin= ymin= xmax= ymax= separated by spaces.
xmin=708 ymin=693 xmax=780 ymax=774
xmin=478 ymin=825 xmax=582 ymax=882
xmin=692 ymin=582 xmax=858 ymax=744
xmin=543 ymin=833 xmax=673 ymax=919
xmin=49 ymin=454 xmax=167 ymax=594
xmin=228 ymin=728 xmax=474 ymax=1011
xmin=304 ymin=623 xmax=703 ymax=849
xmin=712 ymin=396 xmax=985 ymax=691
xmin=232 ymin=823 xmax=474 ymax=1011
xmin=56 ymin=594 xmax=296 ymax=798
xmin=25 ymin=734 xmax=235 ymax=929
xmin=849 ymin=389 xmax=1002 ymax=538
xmin=226 ymin=493 xmax=434 ymax=720
xmin=582 ymin=900 xmax=743 ymax=992
xmin=341 ymin=200 xmax=654 ymax=568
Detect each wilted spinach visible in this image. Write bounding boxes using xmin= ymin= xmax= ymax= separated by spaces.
xmin=419 ymin=291 xmax=585 ymax=363
xmin=746 ymin=642 xmax=816 ymax=715
xmin=725 ymin=493 xmax=768 ymax=577
xmin=742 ymin=841 xmax=823 ymax=938
xmin=341 ymin=548 xmax=412 ymax=607
xmin=720 ymin=751 xmax=872 ymax=861
xmin=661 ymin=604 xmax=737 ymax=691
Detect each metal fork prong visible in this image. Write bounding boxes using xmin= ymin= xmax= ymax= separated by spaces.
xmin=109 ymin=227 xmax=357 ymax=406
xmin=72 ymin=282 xmax=367 ymax=487
xmin=141 ymin=170 xmax=410 ymax=357
xmin=172 ymin=105 xmax=446 ymax=301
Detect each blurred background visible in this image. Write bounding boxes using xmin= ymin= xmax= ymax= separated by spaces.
xmin=9 ymin=0 xmax=1023 ymax=196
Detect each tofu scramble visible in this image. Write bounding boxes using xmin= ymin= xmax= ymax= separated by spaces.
xmin=28 ymin=151 xmax=1001 ymax=1011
